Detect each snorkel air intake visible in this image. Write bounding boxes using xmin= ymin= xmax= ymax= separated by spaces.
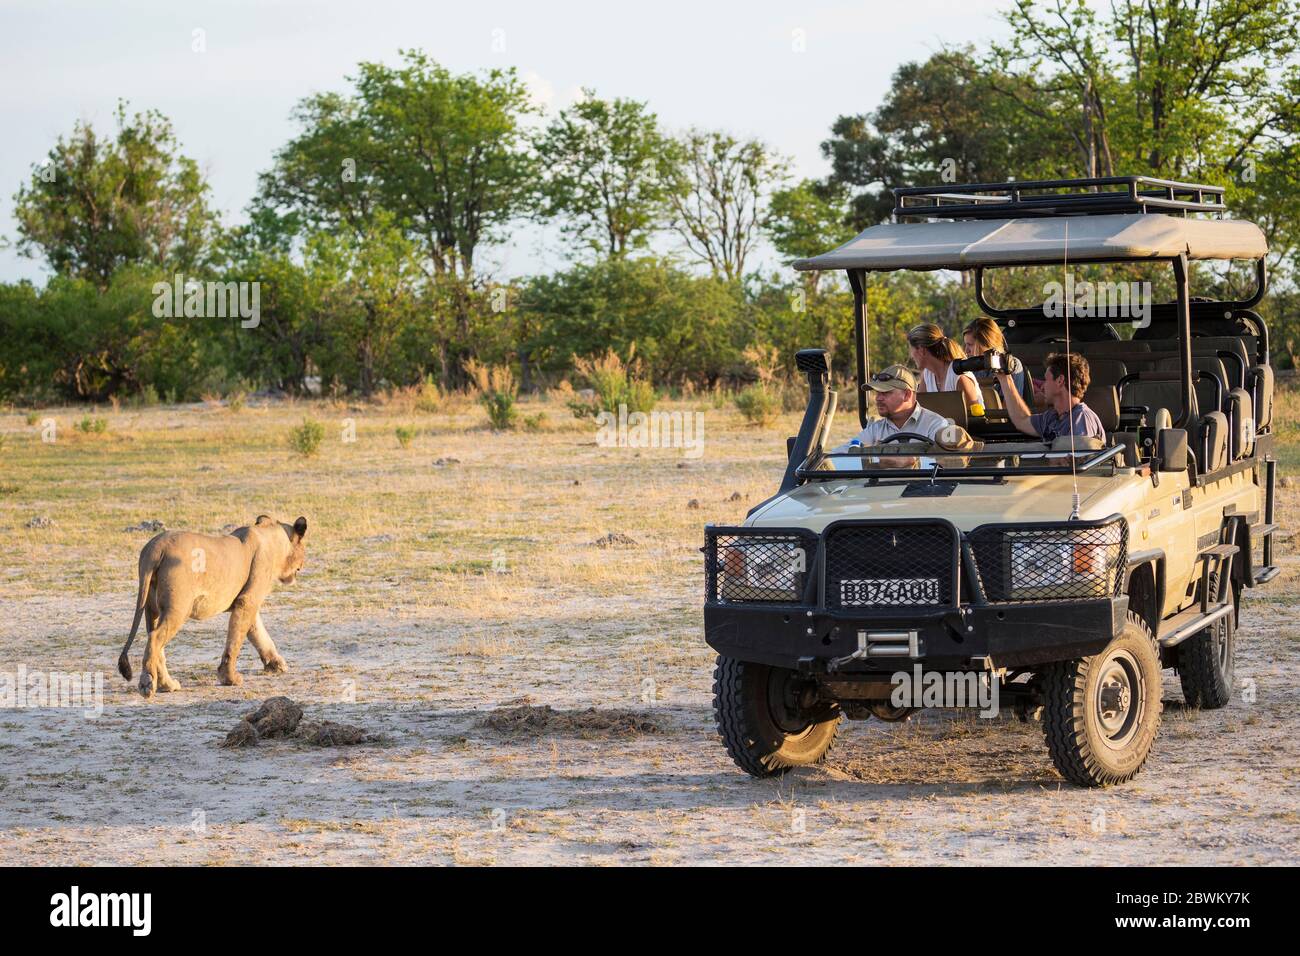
xmin=780 ymin=349 xmax=834 ymax=494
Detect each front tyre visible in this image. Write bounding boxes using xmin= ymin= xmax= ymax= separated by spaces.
xmin=712 ymin=655 xmax=840 ymax=778
xmin=1042 ymin=611 xmax=1162 ymax=787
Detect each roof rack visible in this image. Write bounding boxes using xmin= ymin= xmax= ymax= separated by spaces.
xmin=893 ymin=175 xmax=1226 ymax=221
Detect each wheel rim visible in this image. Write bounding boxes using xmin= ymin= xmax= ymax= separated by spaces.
xmin=1093 ymin=649 xmax=1143 ymax=750
xmin=766 ymin=668 xmax=816 ymax=737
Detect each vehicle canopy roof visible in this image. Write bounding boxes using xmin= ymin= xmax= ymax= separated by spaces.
xmin=792 ymin=212 xmax=1267 ymax=273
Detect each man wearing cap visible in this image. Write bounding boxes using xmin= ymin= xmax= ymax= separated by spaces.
xmin=832 ymin=364 xmax=952 ymax=454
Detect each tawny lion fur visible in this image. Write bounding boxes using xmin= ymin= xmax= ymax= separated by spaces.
xmin=118 ymin=515 xmax=308 ymax=698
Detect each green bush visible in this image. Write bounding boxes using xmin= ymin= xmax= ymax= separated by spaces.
xmin=480 ymin=392 xmax=517 ymax=430
xmin=289 ymin=417 xmax=325 ymax=456
xmin=521 ymin=412 xmax=546 ymax=432
xmin=75 ymin=416 xmax=108 ymax=434
xmin=395 ymin=424 xmax=418 ymax=448
xmin=734 ymin=384 xmax=780 ymax=426
xmin=567 ymin=349 xmax=657 ymax=418
xmin=25 ymin=411 xmax=39 ymax=426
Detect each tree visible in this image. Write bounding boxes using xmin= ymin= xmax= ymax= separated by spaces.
xmin=12 ymin=103 xmax=217 ymax=287
xmin=765 ymin=179 xmax=854 ymax=263
xmin=665 ymin=130 xmax=789 ymax=281
xmin=352 ymin=50 xmax=537 ymax=281
xmin=535 ymin=91 xmax=674 ymax=257
xmin=820 ymin=50 xmax=1060 ymax=231
xmin=254 ymin=91 xmax=382 ymax=243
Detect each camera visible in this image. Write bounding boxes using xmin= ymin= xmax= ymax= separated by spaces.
xmin=952 ymin=350 xmax=1008 ymax=374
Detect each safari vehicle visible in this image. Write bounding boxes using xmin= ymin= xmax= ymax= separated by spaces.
xmin=705 ymin=176 xmax=1281 ymax=786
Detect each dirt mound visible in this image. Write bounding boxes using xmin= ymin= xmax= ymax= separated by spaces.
xmin=481 ymin=704 xmax=661 ymax=739
xmin=220 ymin=697 xmax=377 ymax=749
xmin=124 ymin=519 xmax=166 ymax=533
xmin=592 ymin=532 xmax=637 ymax=549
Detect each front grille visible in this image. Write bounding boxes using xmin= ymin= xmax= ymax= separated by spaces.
xmin=706 ymin=529 xmax=816 ymax=604
xmin=968 ymin=519 xmax=1127 ymax=602
xmin=823 ymin=521 xmax=958 ymax=611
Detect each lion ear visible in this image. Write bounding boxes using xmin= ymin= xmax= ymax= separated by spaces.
xmin=255 ymin=514 xmax=274 ymax=526
xmin=292 ymin=516 xmax=308 ymax=539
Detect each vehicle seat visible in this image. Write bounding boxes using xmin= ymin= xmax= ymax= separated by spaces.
xmin=1227 ymin=388 xmax=1254 ymax=459
xmin=1082 ymin=385 xmax=1120 ymax=432
xmin=1153 ymin=355 xmax=1229 ymax=412
xmin=1199 ymin=411 xmax=1229 ymax=473
xmin=1249 ymin=364 xmax=1273 ymax=429
xmin=1119 ymin=373 xmax=1198 ymax=425
xmin=916 ymin=390 xmax=970 ymax=431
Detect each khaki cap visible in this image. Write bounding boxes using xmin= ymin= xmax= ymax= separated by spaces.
xmin=864 ymin=364 xmax=919 ymax=393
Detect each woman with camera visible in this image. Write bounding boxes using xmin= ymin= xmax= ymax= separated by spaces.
xmin=963 ymin=317 xmax=1034 ymax=405
xmin=907 ymin=323 xmax=981 ymax=407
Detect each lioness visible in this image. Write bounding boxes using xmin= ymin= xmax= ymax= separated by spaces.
xmin=118 ymin=515 xmax=308 ymax=698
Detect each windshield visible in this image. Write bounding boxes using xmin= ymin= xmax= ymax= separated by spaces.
xmin=801 ymin=441 xmax=1124 ymax=479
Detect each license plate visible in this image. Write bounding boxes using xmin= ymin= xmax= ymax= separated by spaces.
xmin=839 ymin=577 xmax=941 ymax=606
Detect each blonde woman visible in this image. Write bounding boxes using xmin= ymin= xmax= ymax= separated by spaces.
xmin=906 ymin=323 xmax=980 ymax=407
xmin=963 ymin=317 xmax=1034 ymax=405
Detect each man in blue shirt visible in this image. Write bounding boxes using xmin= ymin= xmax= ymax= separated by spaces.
xmin=997 ymin=351 xmax=1105 ymax=442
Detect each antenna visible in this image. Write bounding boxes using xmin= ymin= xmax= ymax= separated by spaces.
xmin=1063 ymin=221 xmax=1081 ymax=519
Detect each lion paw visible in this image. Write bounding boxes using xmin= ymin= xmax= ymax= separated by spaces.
xmin=160 ymin=677 xmax=182 ymax=693
xmin=138 ymin=673 xmax=155 ymax=699
xmin=263 ymin=657 xmax=288 ymax=675
xmin=218 ymin=669 xmax=244 ymax=687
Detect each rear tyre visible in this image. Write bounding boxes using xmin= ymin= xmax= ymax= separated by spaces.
xmin=712 ymin=655 xmax=840 ymax=778
xmin=1042 ymin=611 xmax=1162 ymax=787
xmin=1177 ymin=572 xmax=1235 ymax=709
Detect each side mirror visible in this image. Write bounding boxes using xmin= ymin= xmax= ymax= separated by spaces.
xmin=1157 ymin=428 xmax=1188 ymax=472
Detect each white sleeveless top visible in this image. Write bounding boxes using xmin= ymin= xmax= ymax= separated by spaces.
xmin=922 ymin=363 xmax=978 ymax=393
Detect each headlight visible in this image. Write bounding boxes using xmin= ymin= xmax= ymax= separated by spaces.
xmin=718 ymin=538 xmax=807 ymax=603
xmin=1005 ymin=524 xmax=1123 ymax=599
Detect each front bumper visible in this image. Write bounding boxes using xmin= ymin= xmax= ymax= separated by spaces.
xmin=703 ymin=516 xmax=1129 ymax=672
xmin=704 ymin=596 xmax=1128 ymax=671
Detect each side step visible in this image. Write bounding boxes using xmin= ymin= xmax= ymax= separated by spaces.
xmin=1255 ymin=565 xmax=1281 ymax=584
xmin=1158 ymin=601 xmax=1233 ymax=649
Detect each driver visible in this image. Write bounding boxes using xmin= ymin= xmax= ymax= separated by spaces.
xmin=832 ymin=364 xmax=951 ymax=452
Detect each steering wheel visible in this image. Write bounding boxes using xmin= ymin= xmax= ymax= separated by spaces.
xmin=878 ymin=431 xmax=933 ymax=444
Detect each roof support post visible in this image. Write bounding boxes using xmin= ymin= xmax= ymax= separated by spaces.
xmin=848 ymin=269 xmax=869 ymax=428
xmin=1173 ymin=253 xmax=1194 ymax=428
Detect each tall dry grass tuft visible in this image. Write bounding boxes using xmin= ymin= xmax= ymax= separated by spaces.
xmin=464 ymin=359 xmax=518 ymax=430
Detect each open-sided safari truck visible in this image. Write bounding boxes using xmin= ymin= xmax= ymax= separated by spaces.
xmin=705 ymin=176 xmax=1281 ymax=786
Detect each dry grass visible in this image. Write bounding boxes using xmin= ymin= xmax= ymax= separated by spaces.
xmin=0 ymin=385 xmax=1297 ymax=865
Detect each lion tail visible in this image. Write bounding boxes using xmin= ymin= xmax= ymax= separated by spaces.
xmin=118 ymin=557 xmax=155 ymax=681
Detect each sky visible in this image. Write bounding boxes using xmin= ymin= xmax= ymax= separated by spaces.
xmin=0 ymin=0 xmax=1027 ymax=284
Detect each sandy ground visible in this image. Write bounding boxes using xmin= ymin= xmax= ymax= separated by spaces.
xmin=1 ymin=397 xmax=1298 ymax=865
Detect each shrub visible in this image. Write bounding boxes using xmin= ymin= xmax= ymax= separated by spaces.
xmin=521 ymin=412 xmax=546 ymax=432
xmin=415 ymin=375 xmax=443 ymax=413
xmin=395 ymin=424 xmax=419 ymax=448
xmin=289 ymin=417 xmax=325 ymax=456
xmin=464 ymin=359 xmax=518 ymax=430
xmin=227 ymin=390 xmax=247 ymax=413
xmin=74 ymin=416 xmax=108 ymax=434
xmin=567 ymin=348 xmax=657 ymax=419
xmin=25 ymin=411 xmax=39 ymax=427
xmin=734 ymin=384 xmax=780 ymax=426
